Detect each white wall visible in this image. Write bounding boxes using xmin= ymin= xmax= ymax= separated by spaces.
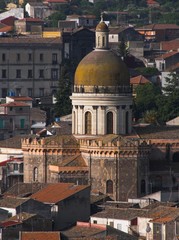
xmin=90 ymin=216 xmax=130 ymax=233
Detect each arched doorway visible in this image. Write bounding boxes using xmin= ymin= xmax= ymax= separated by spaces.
xmin=107 ymin=112 xmax=113 ymax=134
xmin=85 ymin=111 xmax=92 ymax=134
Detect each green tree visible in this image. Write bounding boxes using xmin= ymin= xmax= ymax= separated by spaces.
xmin=157 ymin=72 xmax=179 ymax=122
xmin=118 ymin=37 xmax=129 ymax=60
xmin=135 ymin=67 xmax=160 ymax=77
xmin=143 ymin=110 xmax=159 ymax=124
xmin=48 ymin=11 xmax=66 ymax=27
xmin=54 ymin=62 xmax=72 ymax=117
xmin=134 ymin=82 xmax=162 ymax=121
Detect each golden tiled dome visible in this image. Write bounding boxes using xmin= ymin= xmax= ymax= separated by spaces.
xmin=96 ymin=21 xmax=109 ymax=32
xmin=74 ymin=50 xmax=130 ymax=86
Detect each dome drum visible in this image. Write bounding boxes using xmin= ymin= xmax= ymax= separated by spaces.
xmin=73 ymin=85 xmax=132 ymax=94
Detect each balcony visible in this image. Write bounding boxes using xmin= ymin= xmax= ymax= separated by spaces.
xmin=7 ymin=162 xmax=23 ymax=177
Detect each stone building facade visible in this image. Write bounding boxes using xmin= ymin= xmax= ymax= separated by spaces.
xmin=21 ymin=18 xmax=151 ymax=201
xmin=0 ymin=37 xmax=62 ymax=99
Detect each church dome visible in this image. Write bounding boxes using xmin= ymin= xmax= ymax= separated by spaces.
xmin=96 ymin=21 xmax=109 ymax=32
xmin=74 ymin=50 xmax=130 ymax=86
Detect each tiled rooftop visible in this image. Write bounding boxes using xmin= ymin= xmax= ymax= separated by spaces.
xmin=0 ymin=101 xmax=29 ymax=107
xmin=3 ymin=182 xmax=48 ymax=197
xmin=0 ymin=196 xmax=28 ymax=208
xmin=136 ymin=24 xmax=179 ymax=30
xmin=91 ymin=208 xmax=148 ymax=220
xmin=130 ymin=75 xmax=150 ymax=85
xmin=8 ymin=96 xmax=33 ymax=101
xmin=30 ymin=183 xmax=89 ymax=204
xmin=21 ymin=231 xmax=61 ymax=240
xmin=0 ymin=135 xmax=34 ymax=149
xmin=161 ymin=39 xmax=179 ymax=51
xmin=0 ymin=37 xmax=62 ymax=45
xmin=155 ymin=51 xmax=178 ymax=60
xmin=134 ymin=125 xmax=179 ymax=139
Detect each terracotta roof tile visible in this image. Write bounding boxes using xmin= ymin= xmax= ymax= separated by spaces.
xmin=155 ymin=51 xmax=178 ymax=60
xmin=0 ymin=37 xmax=62 ymax=45
xmin=130 ymin=75 xmax=150 ymax=85
xmin=0 ymin=25 xmax=13 ymax=33
xmin=0 ymin=102 xmax=29 ymax=107
xmin=151 ymin=216 xmax=173 ymax=223
xmin=30 ymin=183 xmax=89 ymax=204
xmin=9 ymin=96 xmax=33 ymax=101
xmin=161 ymin=39 xmax=179 ymax=51
xmin=21 ymin=231 xmax=61 ymax=240
xmin=0 ymin=196 xmax=28 ymax=208
xmin=136 ymin=24 xmax=179 ymax=30
xmin=166 ymin=62 xmax=179 ymax=72
xmin=134 ymin=125 xmax=179 ymax=139
xmin=1 ymin=16 xmax=18 ymax=26
xmin=0 ymin=220 xmax=21 ymax=228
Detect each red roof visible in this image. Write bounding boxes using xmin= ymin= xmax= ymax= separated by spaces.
xmin=0 ymin=158 xmax=23 ymax=167
xmin=155 ymin=51 xmax=178 ymax=60
xmin=160 ymin=39 xmax=179 ymax=51
xmin=30 ymin=183 xmax=89 ymax=204
xmin=130 ymin=75 xmax=150 ymax=85
xmin=147 ymin=0 xmax=160 ymax=6
xmin=0 ymin=102 xmax=29 ymax=107
xmin=1 ymin=16 xmax=18 ymax=26
xmin=0 ymin=220 xmax=21 ymax=228
xmin=0 ymin=25 xmax=13 ymax=33
xmin=137 ymin=24 xmax=179 ymax=30
xmin=21 ymin=232 xmax=61 ymax=240
xmin=8 ymin=96 xmax=33 ymax=101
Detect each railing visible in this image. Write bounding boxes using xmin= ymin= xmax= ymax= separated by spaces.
xmin=7 ymin=170 xmax=23 ymax=176
xmin=73 ymin=85 xmax=132 ymax=94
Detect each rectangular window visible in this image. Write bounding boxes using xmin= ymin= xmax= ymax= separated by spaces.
xmin=2 ymin=53 xmax=6 ymax=61
xmin=176 ymin=221 xmax=179 ymax=234
xmin=28 ymin=53 xmax=32 ymax=61
xmin=0 ymin=119 xmax=4 ymax=129
xmin=17 ymin=53 xmax=20 ymax=61
xmin=40 ymin=53 xmax=43 ymax=62
xmin=109 ymin=222 xmax=114 ymax=227
xmin=39 ymin=69 xmax=44 ymax=78
xmin=28 ymin=69 xmax=33 ymax=78
xmin=16 ymin=69 xmax=21 ymax=78
xmin=14 ymin=163 xmax=18 ymax=171
xmin=117 ymin=223 xmax=122 ymax=230
xmin=52 ymin=53 xmax=57 ymax=64
xmin=16 ymin=88 xmax=21 ymax=96
xmin=20 ymin=119 xmax=25 ymax=129
xmin=39 ymin=88 xmax=44 ymax=97
xmin=51 ymin=69 xmax=58 ymax=79
xmin=28 ymin=88 xmax=32 ymax=97
xmin=2 ymin=88 xmax=7 ymax=98
xmin=2 ymin=69 xmax=6 ymax=78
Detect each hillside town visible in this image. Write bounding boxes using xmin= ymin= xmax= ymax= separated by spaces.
xmin=0 ymin=0 xmax=178 ymax=239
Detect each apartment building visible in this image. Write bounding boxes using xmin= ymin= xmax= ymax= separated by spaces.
xmin=0 ymin=37 xmax=62 ymax=99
